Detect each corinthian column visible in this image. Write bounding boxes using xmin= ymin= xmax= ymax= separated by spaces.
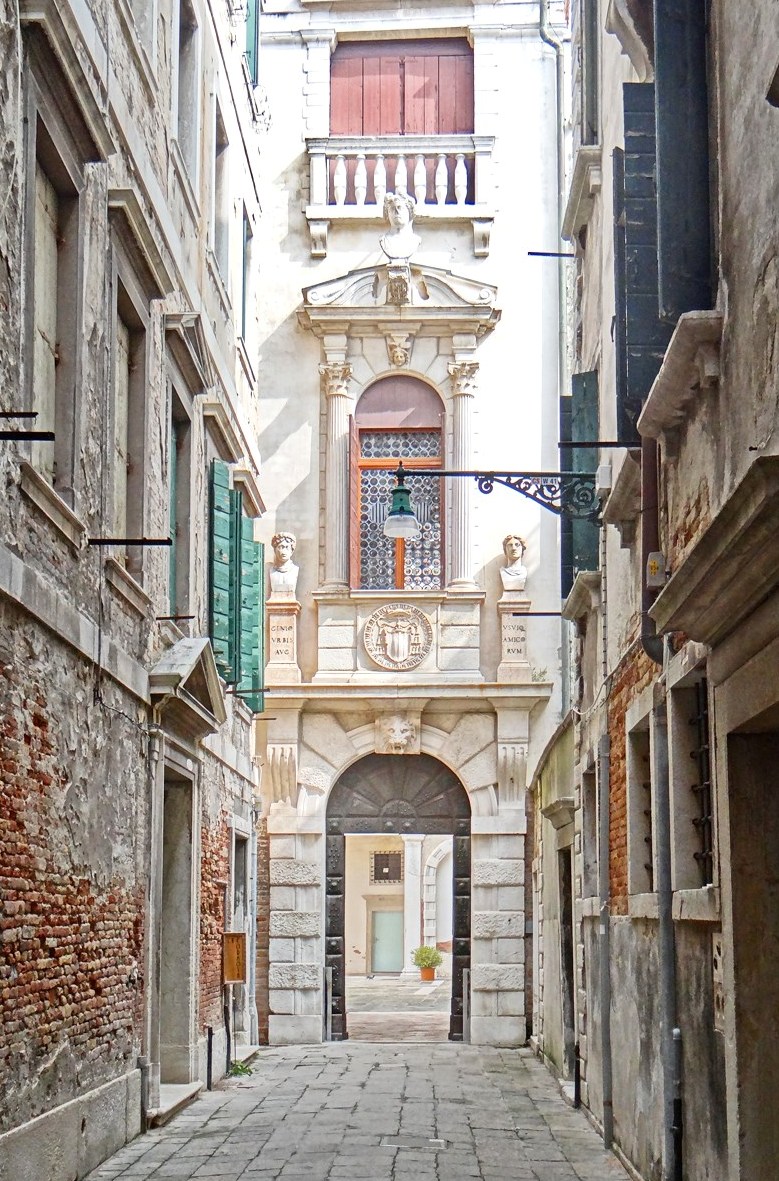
xmin=448 ymin=360 xmax=479 ymax=587
xmin=320 ymin=357 xmax=353 ymax=590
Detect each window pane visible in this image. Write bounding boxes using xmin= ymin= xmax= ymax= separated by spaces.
xmin=360 ymin=465 xmax=397 ymax=589
xmin=404 ymin=473 xmax=441 ymax=589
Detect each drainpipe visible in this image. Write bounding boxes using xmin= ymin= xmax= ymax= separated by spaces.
xmin=248 ymin=806 xmax=260 ymax=1046
xmin=143 ymin=719 xmax=167 ymax=1115
xmin=539 ymin=0 xmax=567 ymax=451
xmin=641 ymin=438 xmax=664 ymax=664
xmin=654 ymin=672 xmax=680 ymax=1180
xmin=597 ymin=732 xmax=613 ymax=1147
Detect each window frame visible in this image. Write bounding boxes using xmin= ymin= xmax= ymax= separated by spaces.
xmin=354 ymin=427 xmax=443 ymax=592
xmin=23 ymin=97 xmax=85 ymax=505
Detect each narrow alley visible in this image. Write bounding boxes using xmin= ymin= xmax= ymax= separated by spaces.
xmin=83 ymin=1043 xmax=630 ymax=1181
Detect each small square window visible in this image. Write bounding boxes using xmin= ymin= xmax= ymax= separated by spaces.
xmin=371 ymin=851 xmax=402 ymax=883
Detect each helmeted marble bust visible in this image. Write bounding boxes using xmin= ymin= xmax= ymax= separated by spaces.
xmin=500 ymin=534 xmax=528 ymax=592
xmin=380 ymin=192 xmax=421 ymax=261
xmin=269 ymin=532 xmax=299 ymax=599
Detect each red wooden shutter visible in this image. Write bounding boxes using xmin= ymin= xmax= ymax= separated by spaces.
xmin=348 ymin=416 xmax=361 ymax=588
xmin=330 ymin=56 xmax=364 ymax=134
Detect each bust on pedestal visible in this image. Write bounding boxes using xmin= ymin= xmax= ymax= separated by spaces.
xmin=497 ymin=534 xmax=533 ymax=683
xmin=266 ymin=532 xmax=302 ymax=684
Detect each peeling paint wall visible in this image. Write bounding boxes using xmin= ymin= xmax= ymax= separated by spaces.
xmin=0 ymin=0 xmax=266 ymax=1177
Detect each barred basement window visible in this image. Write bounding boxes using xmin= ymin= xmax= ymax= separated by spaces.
xmin=690 ymin=679 xmax=714 ymax=886
xmin=371 ymin=851 xmax=403 ymax=884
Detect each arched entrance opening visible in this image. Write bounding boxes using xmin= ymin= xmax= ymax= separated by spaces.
xmin=325 ymin=752 xmax=471 ymax=1041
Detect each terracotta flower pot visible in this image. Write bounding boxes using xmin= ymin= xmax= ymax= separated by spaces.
xmin=420 ymin=966 xmax=436 ymax=982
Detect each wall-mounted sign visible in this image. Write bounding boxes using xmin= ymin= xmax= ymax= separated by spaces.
xmin=223 ymin=932 xmax=247 ymax=983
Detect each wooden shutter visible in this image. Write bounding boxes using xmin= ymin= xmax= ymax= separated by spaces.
xmin=209 ymin=459 xmax=239 ymax=682
xmin=612 ymin=147 xmax=629 ymax=441
xmin=654 ymin=0 xmax=713 ymax=321
xmin=620 ymin=84 xmax=673 ymax=444
xmin=330 ymin=40 xmax=473 ymax=136
xmin=245 ymin=0 xmax=259 ymax=84
xmin=348 ymin=416 xmax=361 ymax=588
xmin=237 ymin=518 xmax=264 ymax=714
xmin=330 ymin=55 xmax=365 ymax=134
xmin=560 ymin=371 xmax=600 ymax=598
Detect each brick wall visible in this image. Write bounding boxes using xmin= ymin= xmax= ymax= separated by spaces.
xmin=199 ymin=817 xmax=230 ymax=1030
xmin=0 ymin=610 xmax=146 ymax=1132
xmin=606 ymin=644 xmax=657 ymax=915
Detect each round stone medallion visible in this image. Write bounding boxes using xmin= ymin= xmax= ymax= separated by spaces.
xmin=363 ymin=603 xmax=433 ymax=671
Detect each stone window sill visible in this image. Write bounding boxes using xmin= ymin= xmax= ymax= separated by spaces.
xmin=105 ymin=556 xmax=152 ymax=616
xmin=171 ymin=139 xmax=200 ymax=227
xmin=672 ymin=885 xmax=720 ymax=923
xmin=628 ymin=892 xmax=658 ymax=919
xmin=115 ymin=0 xmax=158 ymax=99
xmin=19 ymin=461 xmax=86 ymax=550
xmin=206 ymin=249 xmax=233 ymax=321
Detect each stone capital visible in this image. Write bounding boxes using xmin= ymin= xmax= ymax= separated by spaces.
xmin=448 ymin=360 xmax=479 ymax=397
xmin=319 ymin=361 xmax=353 ymax=398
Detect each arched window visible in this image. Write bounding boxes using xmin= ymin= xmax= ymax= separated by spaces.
xmin=350 ymin=376 xmax=443 ymax=590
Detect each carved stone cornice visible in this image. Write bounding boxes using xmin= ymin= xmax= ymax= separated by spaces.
xmin=650 ymin=456 xmax=779 ymax=646
xmin=561 ymin=145 xmax=602 ymax=243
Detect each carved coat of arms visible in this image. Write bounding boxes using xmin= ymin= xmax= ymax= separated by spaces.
xmin=363 ymin=603 xmax=433 ymax=671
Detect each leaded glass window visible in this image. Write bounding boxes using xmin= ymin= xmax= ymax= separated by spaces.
xmin=358 ymin=428 xmax=442 ymax=590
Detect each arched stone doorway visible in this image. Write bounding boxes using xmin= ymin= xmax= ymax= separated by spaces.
xmin=326 ymin=753 xmax=471 ymax=1041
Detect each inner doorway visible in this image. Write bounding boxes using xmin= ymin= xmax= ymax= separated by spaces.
xmin=326 ymin=753 xmax=471 ymax=1041
xmin=371 ymin=910 xmax=404 ymax=973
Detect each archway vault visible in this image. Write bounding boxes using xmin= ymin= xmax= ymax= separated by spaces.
xmin=325 ymin=753 xmax=471 ymax=1041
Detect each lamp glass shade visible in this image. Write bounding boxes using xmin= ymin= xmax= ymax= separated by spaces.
xmin=383 ymin=483 xmax=421 ymax=539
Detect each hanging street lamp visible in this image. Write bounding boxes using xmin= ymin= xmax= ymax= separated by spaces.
xmin=383 ymin=464 xmax=602 ymax=538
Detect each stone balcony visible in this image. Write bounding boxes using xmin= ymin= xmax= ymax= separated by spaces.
xmin=305 ymin=133 xmax=496 ymax=258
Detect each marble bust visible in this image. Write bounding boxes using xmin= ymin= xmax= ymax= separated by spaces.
xmin=380 ymin=192 xmax=421 ymax=261
xmin=500 ymin=534 xmax=528 ymax=593
xmin=269 ymin=532 xmax=299 ymax=599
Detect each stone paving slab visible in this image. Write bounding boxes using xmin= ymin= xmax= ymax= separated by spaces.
xmin=85 ymin=1045 xmax=630 ymax=1181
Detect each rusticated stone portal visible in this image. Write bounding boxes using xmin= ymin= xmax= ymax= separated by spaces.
xmin=325 ymin=754 xmax=471 ymax=1041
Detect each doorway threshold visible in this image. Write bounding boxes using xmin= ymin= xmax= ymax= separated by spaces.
xmin=148 ymin=1082 xmax=202 ymax=1128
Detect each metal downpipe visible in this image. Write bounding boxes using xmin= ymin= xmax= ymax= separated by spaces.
xmin=598 ymin=732 xmax=614 ymax=1147
xmin=641 ymin=438 xmax=664 ymax=665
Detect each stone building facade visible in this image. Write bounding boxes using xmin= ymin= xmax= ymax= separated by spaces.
xmin=0 ymin=2 xmax=267 ymax=1179
xmin=532 ymin=1 xmax=779 ymax=1178
xmin=255 ymin=0 xmax=568 ymax=1045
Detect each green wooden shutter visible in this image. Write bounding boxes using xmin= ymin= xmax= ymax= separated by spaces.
xmin=245 ymin=0 xmax=259 ymax=85
xmin=169 ymin=419 xmax=178 ymax=615
xmin=560 ymin=371 xmax=600 ymax=599
xmin=618 ymin=83 xmax=673 ymax=444
xmin=237 ymin=517 xmax=264 ymax=713
xmin=209 ymin=459 xmax=239 ymax=682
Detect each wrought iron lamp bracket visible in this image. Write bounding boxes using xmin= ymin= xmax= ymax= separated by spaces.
xmin=394 ymin=466 xmax=602 ymax=525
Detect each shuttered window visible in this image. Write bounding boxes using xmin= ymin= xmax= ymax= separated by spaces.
xmin=560 ymin=370 xmax=600 ymax=599
xmin=614 ymin=84 xmax=673 ymax=445
xmin=208 ymin=460 xmax=264 ymax=711
xmin=245 ymin=0 xmax=259 ymax=85
xmin=654 ymin=0 xmax=713 ymax=320
xmin=330 ymin=39 xmax=474 ymax=136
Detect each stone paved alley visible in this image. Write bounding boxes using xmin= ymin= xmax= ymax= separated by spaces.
xmin=84 ymin=1044 xmax=631 ymax=1181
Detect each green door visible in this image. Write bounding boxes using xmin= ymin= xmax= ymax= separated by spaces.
xmin=371 ymin=910 xmax=404 ymax=973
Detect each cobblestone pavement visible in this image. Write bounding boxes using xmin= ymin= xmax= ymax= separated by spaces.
xmin=85 ymin=1043 xmax=631 ymax=1181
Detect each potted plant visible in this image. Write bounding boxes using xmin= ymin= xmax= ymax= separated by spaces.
xmin=412 ymin=944 xmax=443 ymax=982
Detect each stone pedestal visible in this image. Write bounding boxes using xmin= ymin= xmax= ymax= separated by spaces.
xmin=496 ymin=596 xmax=533 ymax=682
xmin=266 ymin=600 xmax=302 ymax=684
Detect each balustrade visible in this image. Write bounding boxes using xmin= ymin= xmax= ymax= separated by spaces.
xmin=307 ymin=135 xmax=494 ymax=211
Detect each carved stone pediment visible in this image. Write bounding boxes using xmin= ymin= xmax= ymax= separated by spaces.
xmin=299 ymin=264 xmax=500 ymax=340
